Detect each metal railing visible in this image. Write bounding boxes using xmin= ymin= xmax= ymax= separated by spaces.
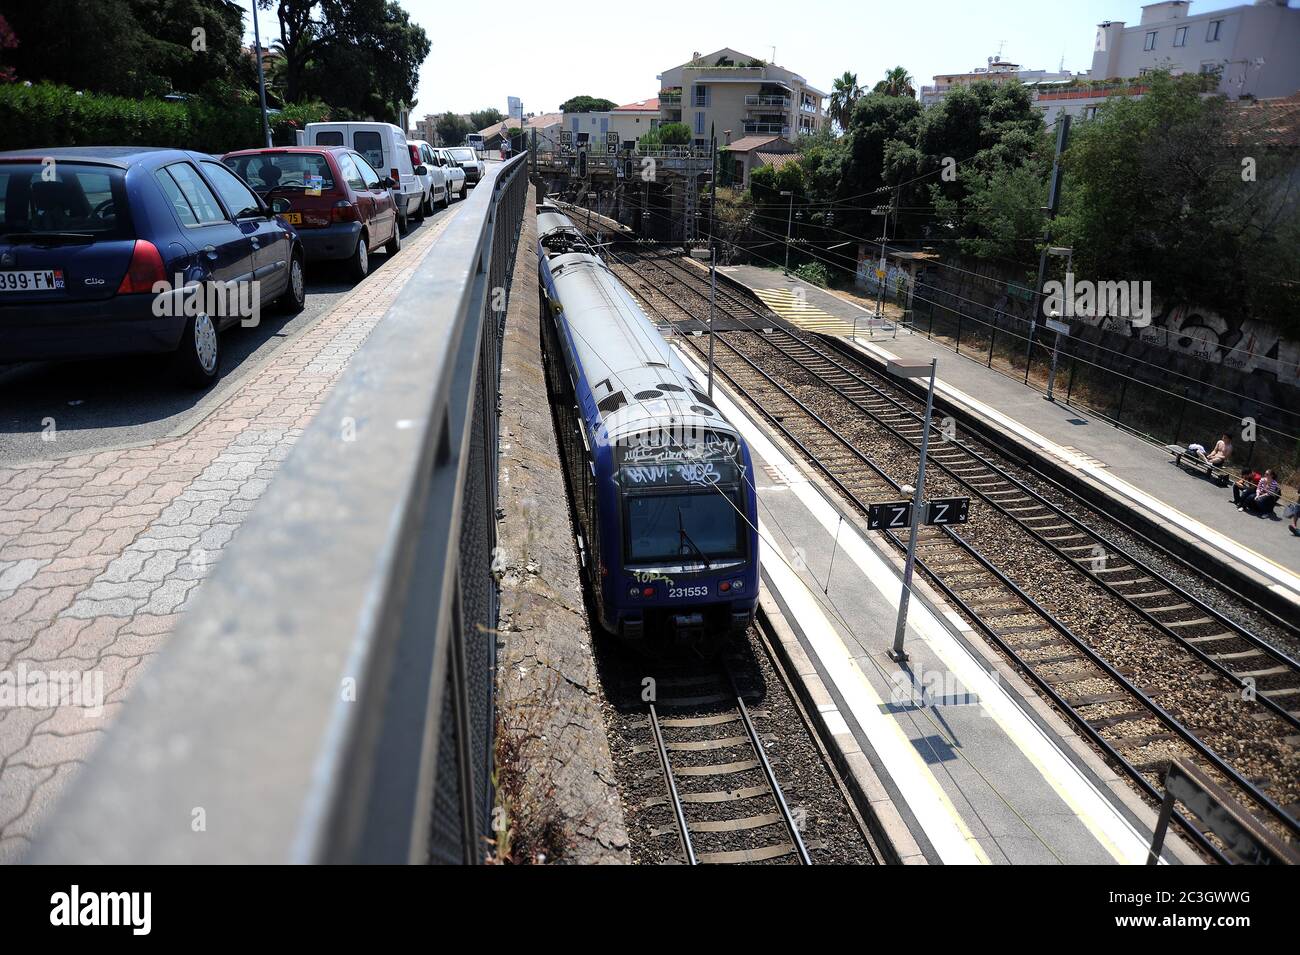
xmin=32 ymin=154 xmax=530 ymax=864
xmin=745 ymin=94 xmax=791 ymax=108
xmin=743 ymin=122 xmax=790 ymax=136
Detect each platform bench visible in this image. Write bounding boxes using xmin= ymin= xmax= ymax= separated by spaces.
xmin=1166 ymin=444 xmax=1232 ymax=487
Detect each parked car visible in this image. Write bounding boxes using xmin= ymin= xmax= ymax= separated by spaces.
xmin=222 ymin=146 xmax=400 ymax=281
xmin=0 ymin=146 xmax=305 ymax=387
xmin=302 ymin=121 xmax=425 ymax=233
xmin=433 ymin=147 xmax=466 ymax=201
xmin=408 ymin=140 xmax=449 ymax=212
xmin=445 ymin=146 xmax=485 ymax=187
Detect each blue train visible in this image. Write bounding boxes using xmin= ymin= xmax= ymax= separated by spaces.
xmin=536 ymin=206 xmax=759 ymax=645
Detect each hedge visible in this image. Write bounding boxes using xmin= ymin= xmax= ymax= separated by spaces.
xmin=0 ymin=82 xmax=331 ymax=153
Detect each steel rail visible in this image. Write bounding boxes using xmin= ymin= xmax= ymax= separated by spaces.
xmin=724 ymin=660 xmax=813 ymax=865
xmin=604 ymin=246 xmax=1286 ymax=859
xmin=648 ymin=703 xmax=698 ymax=865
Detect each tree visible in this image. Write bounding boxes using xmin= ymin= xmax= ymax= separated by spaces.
xmin=0 ymin=15 xmax=17 ymax=84
xmin=1054 ymin=70 xmax=1300 ymax=329
xmin=469 ymin=108 xmax=504 ymax=131
xmin=435 ymin=111 xmax=471 ymax=146
xmin=828 ymin=71 xmax=861 ymax=132
xmin=559 ymin=95 xmax=617 ymax=113
xmin=873 ymin=66 xmax=915 ymax=98
xmin=259 ymin=0 xmax=429 ymax=121
xmin=639 ymin=121 xmax=691 ymax=146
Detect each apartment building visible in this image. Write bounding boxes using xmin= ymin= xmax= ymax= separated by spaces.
xmin=1092 ymin=0 xmax=1300 ymax=99
xmin=920 ymin=56 xmax=1077 ymax=106
xmin=657 ymin=48 xmax=827 ymax=147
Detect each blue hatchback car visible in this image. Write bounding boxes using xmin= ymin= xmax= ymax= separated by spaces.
xmin=0 ymin=147 xmax=306 ymax=386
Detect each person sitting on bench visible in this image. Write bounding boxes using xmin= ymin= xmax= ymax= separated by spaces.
xmin=1239 ymin=469 xmax=1280 ymax=514
xmin=1199 ymin=433 xmax=1233 ymax=466
xmin=1232 ymin=467 xmax=1262 ymax=506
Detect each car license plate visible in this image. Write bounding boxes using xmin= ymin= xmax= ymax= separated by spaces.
xmin=0 ymin=269 xmax=65 ymax=292
xmin=282 ymin=213 xmax=302 ymax=225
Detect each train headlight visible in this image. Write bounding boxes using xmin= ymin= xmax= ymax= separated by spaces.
xmin=629 ymin=586 xmax=640 ymax=598
xmin=732 ymin=579 xmax=744 ymax=591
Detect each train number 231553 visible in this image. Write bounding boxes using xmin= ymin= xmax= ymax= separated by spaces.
xmin=668 ymin=585 xmax=709 ymax=599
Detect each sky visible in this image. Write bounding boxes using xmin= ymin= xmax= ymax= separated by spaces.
xmin=245 ymin=0 xmax=1252 ymax=118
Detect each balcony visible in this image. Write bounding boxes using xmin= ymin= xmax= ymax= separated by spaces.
xmin=745 ymin=94 xmax=791 ymax=108
xmin=659 ymin=91 xmax=682 ymax=107
xmin=743 ymin=121 xmax=790 ymax=137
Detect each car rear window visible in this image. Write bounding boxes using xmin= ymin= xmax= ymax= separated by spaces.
xmin=157 ymin=162 xmax=226 ymax=225
xmin=449 ymin=148 xmax=475 ymax=162
xmin=225 ymin=153 xmax=336 ymax=192
xmin=353 ymin=132 xmax=384 ymax=172
xmin=0 ymin=162 xmax=130 ymax=238
xmin=314 ymin=131 xmax=344 ymax=146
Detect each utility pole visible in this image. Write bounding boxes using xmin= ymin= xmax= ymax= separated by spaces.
xmin=708 ymin=125 xmax=718 ymax=397
xmin=781 ymin=190 xmax=795 ymax=272
xmin=250 ymin=0 xmax=272 ymax=148
xmin=1028 ymin=115 xmax=1071 ymax=377
xmin=871 ymin=185 xmax=894 ymax=322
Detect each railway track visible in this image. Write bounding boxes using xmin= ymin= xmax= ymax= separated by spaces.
xmin=605 ymin=244 xmax=1300 ymax=862
xmin=640 ymin=654 xmax=813 ymax=865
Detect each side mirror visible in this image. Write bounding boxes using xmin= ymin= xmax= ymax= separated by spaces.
xmin=381 ymin=177 xmax=395 ymax=189
xmin=414 ymin=164 xmax=428 ymax=176
xmin=270 ymin=197 xmax=292 ymax=214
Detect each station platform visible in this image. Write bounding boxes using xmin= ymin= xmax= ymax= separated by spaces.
xmin=714 ymin=264 xmax=1300 ymax=616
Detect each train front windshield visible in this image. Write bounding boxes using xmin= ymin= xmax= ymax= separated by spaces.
xmin=618 ymin=431 xmax=748 ymax=566
xmin=625 ymin=491 xmax=744 ymax=564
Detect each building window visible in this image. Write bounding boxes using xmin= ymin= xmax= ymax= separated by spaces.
xmin=1174 ymin=26 xmax=1187 ymax=47
xmin=1207 ymin=19 xmax=1222 ymax=42
xmin=1144 ymin=31 xmax=1158 ymax=51
xmin=695 ymin=111 xmax=705 ymax=135
xmin=692 ymin=85 xmax=708 ymax=107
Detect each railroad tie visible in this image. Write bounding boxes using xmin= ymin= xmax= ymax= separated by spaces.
xmin=1208 ymin=649 xmax=1266 ymax=662
xmin=1184 ymin=632 xmax=1236 ymax=644
xmin=695 ymin=843 xmax=795 ymax=864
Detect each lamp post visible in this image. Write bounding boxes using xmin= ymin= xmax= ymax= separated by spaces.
xmin=250 ymin=0 xmax=273 ymax=148
xmin=887 ymin=357 xmax=938 ymax=663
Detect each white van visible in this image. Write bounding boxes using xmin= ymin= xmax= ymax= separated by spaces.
xmin=303 ymin=121 xmax=425 ymax=232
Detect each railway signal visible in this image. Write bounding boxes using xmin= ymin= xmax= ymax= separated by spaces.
xmin=868 ymin=501 xmax=913 ymax=530
xmin=925 ymin=497 xmax=970 ymax=526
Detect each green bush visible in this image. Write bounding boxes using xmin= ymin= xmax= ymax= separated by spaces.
xmin=0 ymin=82 xmax=329 ymax=153
xmin=793 ymin=262 xmax=829 ymax=287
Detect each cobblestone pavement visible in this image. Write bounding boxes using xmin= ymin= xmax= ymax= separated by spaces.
xmin=0 ymin=209 xmax=461 ymax=860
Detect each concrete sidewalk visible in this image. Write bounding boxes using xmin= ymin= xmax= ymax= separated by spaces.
xmin=716 ymin=263 xmax=1300 ymax=610
xmin=0 ymin=208 xmax=462 ymax=861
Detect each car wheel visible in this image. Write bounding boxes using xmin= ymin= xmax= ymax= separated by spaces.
xmin=173 ymin=312 xmax=220 ymax=388
xmin=415 ymin=193 xmax=427 ymax=220
xmin=398 ymin=210 xmax=409 ymax=235
xmin=385 ymin=220 xmax=402 ymax=256
xmin=277 ymin=251 xmax=306 ymax=313
xmin=349 ymin=232 xmax=370 ymax=282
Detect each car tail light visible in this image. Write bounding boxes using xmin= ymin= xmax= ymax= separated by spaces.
xmin=408 ymin=145 xmax=421 ymax=166
xmin=390 ymin=167 xmax=400 ymax=184
xmin=116 ymin=240 xmax=166 ymax=294
xmin=331 ymin=200 xmax=360 ymax=223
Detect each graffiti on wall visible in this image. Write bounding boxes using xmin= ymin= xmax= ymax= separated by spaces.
xmin=1077 ymin=302 xmax=1300 ymax=387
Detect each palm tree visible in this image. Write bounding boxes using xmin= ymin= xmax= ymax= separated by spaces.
xmin=873 ymin=66 xmax=916 ymax=98
xmin=828 ymin=71 xmax=862 ymax=131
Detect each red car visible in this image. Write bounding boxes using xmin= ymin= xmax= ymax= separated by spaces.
xmin=221 ymin=146 xmax=400 ymax=281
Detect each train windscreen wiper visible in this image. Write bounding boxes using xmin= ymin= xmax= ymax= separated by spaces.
xmin=677 ymin=507 xmax=711 ymax=570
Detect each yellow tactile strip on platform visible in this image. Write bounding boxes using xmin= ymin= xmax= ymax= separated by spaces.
xmin=752 ymin=287 xmax=862 ymax=336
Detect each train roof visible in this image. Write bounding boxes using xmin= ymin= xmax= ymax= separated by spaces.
xmin=547 ymin=252 xmax=737 ymax=446
xmin=537 ymin=210 xmax=577 ymax=237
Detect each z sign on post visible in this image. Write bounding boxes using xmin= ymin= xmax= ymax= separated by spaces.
xmin=868 ymin=501 xmax=913 ymax=530
xmin=925 ymin=497 xmax=970 ymax=526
